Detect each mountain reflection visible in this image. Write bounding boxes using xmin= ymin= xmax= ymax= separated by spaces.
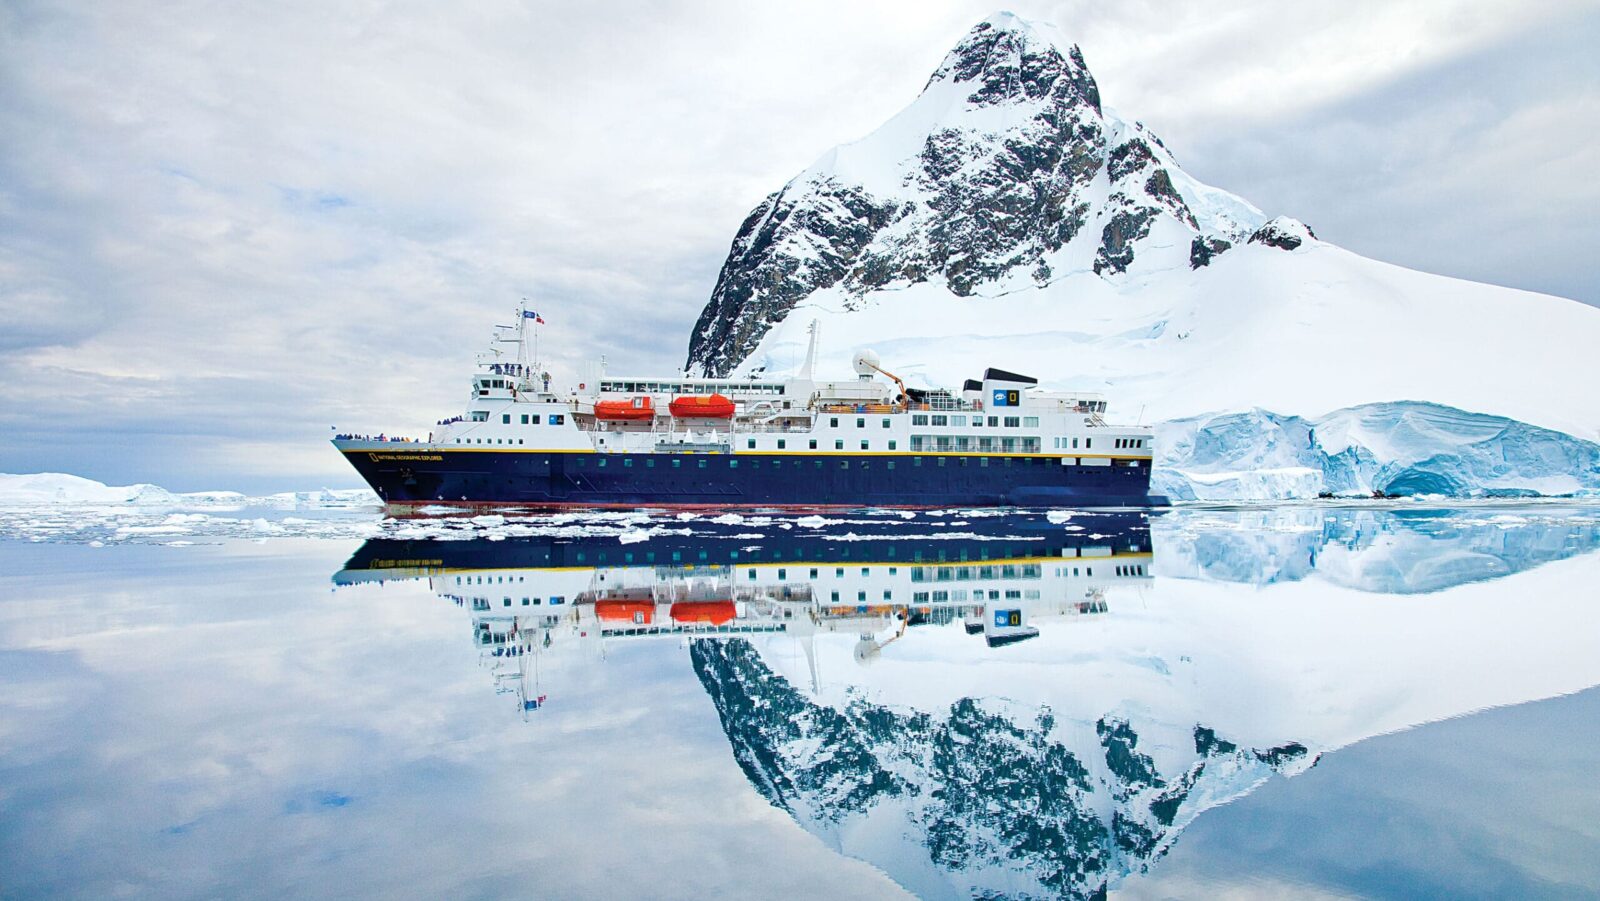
xmin=332 ymin=505 xmax=1600 ymax=900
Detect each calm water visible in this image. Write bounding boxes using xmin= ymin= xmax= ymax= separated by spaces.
xmin=2 ymin=504 xmax=1598 ymax=900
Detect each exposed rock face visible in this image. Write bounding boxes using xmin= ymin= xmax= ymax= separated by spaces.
xmin=692 ymin=637 xmax=1313 ymax=899
xmin=1248 ymin=216 xmax=1318 ymax=251
xmin=686 ymin=12 xmax=1264 ymax=377
xmin=1189 ymin=235 xmax=1231 ymax=269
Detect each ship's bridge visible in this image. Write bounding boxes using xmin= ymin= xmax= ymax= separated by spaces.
xmin=473 ymin=373 xmax=517 ymax=400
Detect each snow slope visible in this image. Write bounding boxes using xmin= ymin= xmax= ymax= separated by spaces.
xmin=685 ymin=12 xmax=1600 ymax=497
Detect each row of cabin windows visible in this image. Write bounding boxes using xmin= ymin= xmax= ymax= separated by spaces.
xmin=567 ymin=455 xmax=1059 ymax=471
xmin=911 ymin=563 xmax=1041 ymax=582
xmin=602 ymin=380 xmax=784 ymax=395
xmin=828 ymin=417 xmax=893 ymax=429
xmin=747 ymin=438 xmax=899 ymax=451
xmin=460 ymin=438 xmax=526 ymax=445
xmin=1112 ymin=437 xmax=1145 ymax=449
xmin=909 ymin=436 xmax=1042 ymax=453
xmin=499 ymin=596 xmax=567 ymax=607
xmin=500 ymin=413 xmax=565 ymax=425
xmin=911 ymin=414 xmax=1040 ymax=428
xmin=1051 ymin=436 xmax=1096 ymax=450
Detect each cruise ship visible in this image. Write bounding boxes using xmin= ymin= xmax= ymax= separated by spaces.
xmin=333 ymin=307 xmax=1165 ymax=507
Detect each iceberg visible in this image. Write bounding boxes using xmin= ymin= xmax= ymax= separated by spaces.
xmin=1155 ymin=402 xmax=1600 ymax=501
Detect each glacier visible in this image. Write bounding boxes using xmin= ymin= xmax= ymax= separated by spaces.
xmin=1155 ymin=401 xmax=1600 ymax=501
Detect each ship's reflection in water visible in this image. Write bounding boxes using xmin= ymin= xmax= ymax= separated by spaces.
xmin=333 ymin=506 xmax=1600 ymax=901
xmin=336 ymin=511 xmax=1150 ymax=718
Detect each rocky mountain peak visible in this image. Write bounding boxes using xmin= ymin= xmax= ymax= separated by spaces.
xmin=685 ymin=12 xmax=1268 ymax=377
xmin=923 ymin=12 xmax=1101 ymax=115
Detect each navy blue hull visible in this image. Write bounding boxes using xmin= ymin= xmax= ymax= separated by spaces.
xmin=341 ymin=448 xmax=1166 ymax=508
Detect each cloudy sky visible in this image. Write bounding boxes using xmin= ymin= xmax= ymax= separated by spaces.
xmin=2 ymin=0 xmax=1595 ymax=492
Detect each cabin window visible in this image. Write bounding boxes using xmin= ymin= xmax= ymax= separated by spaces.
xmin=888 ymin=440 xmax=897 ymax=451
xmin=1004 ymin=416 xmax=1020 ymax=428
xmin=646 ymin=459 xmax=655 ymax=467
xmin=809 ymin=568 xmax=818 ymax=578
xmin=1024 ymin=417 xmax=1039 ymax=427
xmin=932 ymin=415 xmax=947 ymax=426
xmin=1072 ymin=438 xmax=1079 ymax=449
xmin=698 ymin=458 xmax=707 ymax=468
xmin=858 ymin=591 xmax=867 ymax=601
xmin=623 ymin=458 xmax=632 ymax=467
xmin=951 ymin=415 xmax=967 ymax=426
xmin=1085 ymin=438 xmax=1092 ymax=448
xmin=671 ymin=459 xmax=681 ymax=468
xmin=913 ymin=415 xmax=929 ymax=426
xmin=747 ymin=439 xmax=756 ymax=449
xmin=981 ymin=458 xmax=990 ymax=467
xmin=860 ymin=440 xmax=869 ymax=450
xmin=830 ymin=417 xmax=839 ymax=427
xmin=988 ymin=416 xmax=998 ymax=427
xmin=881 ymin=418 xmax=890 ymax=428
xmin=856 ymin=418 xmax=865 ymax=428
xmin=831 ymin=591 xmax=840 ymax=602
xmin=502 ymin=414 xmax=511 ymax=424
xmin=777 ymin=439 xmax=786 ymax=449
xmin=809 ymin=439 xmax=817 ymax=450
xmin=729 ymin=459 xmax=738 ymax=468
xmin=914 ymin=456 xmax=922 ymax=466
xmin=887 ymin=460 xmax=895 ymax=469
xmin=835 ymin=440 xmax=843 ymax=450
xmin=840 ymin=460 xmax=850 ymax=469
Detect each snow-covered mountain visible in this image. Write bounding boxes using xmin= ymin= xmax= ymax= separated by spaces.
xmin=684 ymin=12 xmax=1600 ymax=498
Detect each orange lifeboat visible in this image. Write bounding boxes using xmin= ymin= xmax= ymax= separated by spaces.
xmin=669 ymin=394 xmax=735 ymax=419
xmin=595 ymin=600 xmax=654 ymax=624
xmin=593 ymin=395 xmax=655 ymax=421
xmin=670 ymin=600 xmax=736 ymax=626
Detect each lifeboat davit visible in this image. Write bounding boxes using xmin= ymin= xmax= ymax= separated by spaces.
xmin=669 ymin=393 xmax=735 ymax=419
xmin=593 ymin=396 xmax=655 ymax=421
xmin=670 ymin=600 xmax=736 ymax=626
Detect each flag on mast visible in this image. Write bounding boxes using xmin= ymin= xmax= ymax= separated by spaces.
xmin=522 ymin=310 xmax=545 ymax=324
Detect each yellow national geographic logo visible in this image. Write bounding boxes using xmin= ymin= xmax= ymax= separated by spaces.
xmin=367 ymin=453 xmax=443 ymax=462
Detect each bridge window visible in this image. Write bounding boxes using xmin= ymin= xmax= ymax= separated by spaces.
xmin=1004 ymin=416 xmax=1020 ymax=428
xmin=932 ymin=415 xmax=947 ymax=426
xmin=913 ymin=415 xmax=929 ymax=426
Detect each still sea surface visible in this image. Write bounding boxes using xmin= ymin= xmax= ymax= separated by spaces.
xmin=2 ymin=501 xmax=1598 ymax=900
